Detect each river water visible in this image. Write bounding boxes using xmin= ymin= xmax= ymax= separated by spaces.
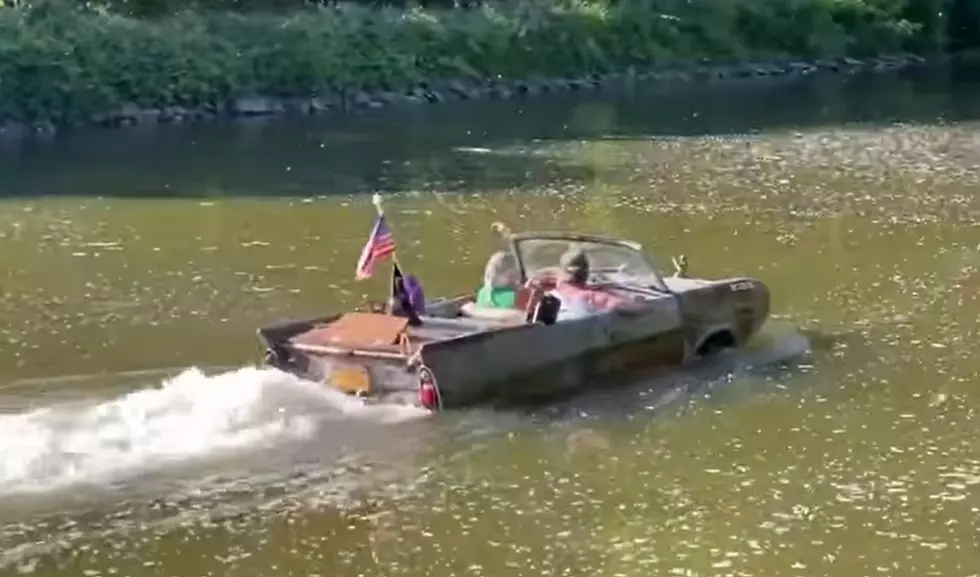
xmin=2 ymin=65 xmax=980 ymax=576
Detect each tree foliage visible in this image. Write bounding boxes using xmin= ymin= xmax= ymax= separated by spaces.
xmin=0 ymin=0 xmax=975 ymax=123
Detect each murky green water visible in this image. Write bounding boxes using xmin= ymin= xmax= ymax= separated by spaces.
xmin=2 ymin=66 xmax=980 ymax=577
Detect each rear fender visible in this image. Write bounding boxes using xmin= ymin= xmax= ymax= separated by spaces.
xmin=676 ymin=278 xmax=768 ymax=341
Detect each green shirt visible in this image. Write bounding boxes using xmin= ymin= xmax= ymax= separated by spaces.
xmin=476 ymin=285 xmax=516 ymax=309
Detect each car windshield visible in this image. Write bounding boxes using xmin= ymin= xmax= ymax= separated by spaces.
xmin=515 ymin=236 xmax=664 ymax=287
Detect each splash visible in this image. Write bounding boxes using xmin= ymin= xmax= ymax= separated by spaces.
xmin=0 ymin=366 xmax=428 ymax=495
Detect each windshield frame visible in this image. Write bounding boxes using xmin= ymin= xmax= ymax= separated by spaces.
xmin=509 ymin=231 xmax=671 ymax=292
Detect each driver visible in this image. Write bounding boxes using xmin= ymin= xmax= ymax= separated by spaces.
xmin=549 ymin=247 xmax=631 ymax=321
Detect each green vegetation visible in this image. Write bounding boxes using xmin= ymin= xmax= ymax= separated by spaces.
xmin=0 ymin=0 xmax=976 ymax=125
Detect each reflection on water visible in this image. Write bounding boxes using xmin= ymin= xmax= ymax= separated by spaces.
xmin=2 ymin=66 xmax=980 ymax=577
xmin=2 ymin=64 xmax=980 ymax=199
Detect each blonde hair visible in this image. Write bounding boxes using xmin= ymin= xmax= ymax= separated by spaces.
xmin=483 ymin=250 xmax=518 ymax=288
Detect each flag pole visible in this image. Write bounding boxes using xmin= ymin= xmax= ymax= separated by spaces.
xmin=372 ymin=193 xmax=404 ymax=317
xmin=371 ymin=192 xmax=404 ymax=271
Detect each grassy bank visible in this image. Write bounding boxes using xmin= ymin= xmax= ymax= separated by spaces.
xmin=0 ymin=0 xmax=970 ymax=128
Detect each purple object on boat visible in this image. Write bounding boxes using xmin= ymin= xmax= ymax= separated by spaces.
xmin=402 ymin=274 xmax=426 ymax=315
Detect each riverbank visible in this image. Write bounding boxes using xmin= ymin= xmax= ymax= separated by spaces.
xmin=0 ymin=0 xmax=971 ymax=140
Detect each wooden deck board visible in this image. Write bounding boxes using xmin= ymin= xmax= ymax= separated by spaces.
xmin=292 ymin=312 xmax=409 ymax=350
xmin=287 ymin=312 xmax=518 ymax=353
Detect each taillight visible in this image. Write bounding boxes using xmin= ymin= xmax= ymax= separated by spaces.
xmin=418 ymin=367 xmax=440 ymax=410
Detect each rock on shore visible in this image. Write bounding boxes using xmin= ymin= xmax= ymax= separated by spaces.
xmin=0 ymin=53 xmax=934 ymax=141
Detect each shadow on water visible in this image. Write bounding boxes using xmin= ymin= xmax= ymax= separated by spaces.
xmin=523 ymin=327 xmax=802 ymax=418
xmin=1 ymin=64 xmax=980 ymax=199
xmin=509 ymin=320 xmax=879 ymax=429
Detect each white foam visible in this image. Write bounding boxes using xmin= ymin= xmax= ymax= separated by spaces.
xmin=0 ymin=366 xmax=428 ymax=495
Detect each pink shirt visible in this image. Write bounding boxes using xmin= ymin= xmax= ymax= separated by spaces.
xmin=552 ymin=281 xmax=629 ymax=314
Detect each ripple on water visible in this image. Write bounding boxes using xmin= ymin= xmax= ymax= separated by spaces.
xmin=3 ymin=117 xmax=980 ymax=577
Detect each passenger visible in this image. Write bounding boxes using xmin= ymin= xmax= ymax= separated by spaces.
xmin=550 ymin=247 xmax=631 ymax=321
xmin=476 ymin=250 xmax=520 ymax=309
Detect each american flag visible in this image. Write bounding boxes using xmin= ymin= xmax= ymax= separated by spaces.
xmin=355 ymin=215 xmax=397 ymax=280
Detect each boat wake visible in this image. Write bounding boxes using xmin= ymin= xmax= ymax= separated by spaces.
xmin=0 ymin=322 xmax=817 ymax=499
xmin=0 ymin=366 xmax=429 ymax=497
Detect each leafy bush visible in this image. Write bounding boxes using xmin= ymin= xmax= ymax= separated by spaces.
xmin=0 ymin=0 xmax=953 ymax=123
